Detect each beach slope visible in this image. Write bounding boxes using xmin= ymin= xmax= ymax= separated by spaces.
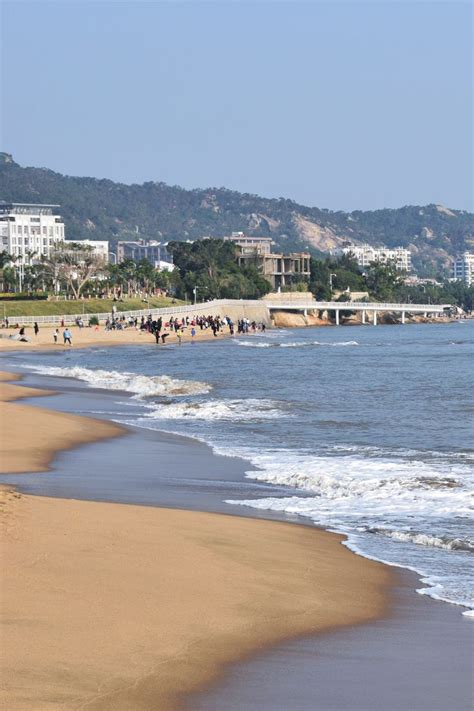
xmin=1 ymin=489 xmax=391 ymax=710
xmin=0 ymin=370 xmax=392 ymax=709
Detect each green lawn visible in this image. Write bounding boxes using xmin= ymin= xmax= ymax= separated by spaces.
xmin=1 ymin=296 xmax=184 ymax=318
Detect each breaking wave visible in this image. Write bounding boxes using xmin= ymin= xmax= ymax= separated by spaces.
xmin=227 ymin=449 xmax=472 ymax=519
xmin=367 ymin=528 xmax=474 ymax=553
xmin=23 ymin=364 xmax=211 ymax=398
xmin=224 ymin=446 xmax=474 ymax=614
xmin=236 ymin=340 xmax=359 ymax=348
xmin=141 ymin=398 xmax=287 ymax=421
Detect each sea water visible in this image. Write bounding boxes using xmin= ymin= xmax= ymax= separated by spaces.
xmin=13 ymin=321 xmax=474 ymax=616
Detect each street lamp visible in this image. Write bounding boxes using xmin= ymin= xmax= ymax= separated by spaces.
xmin=329 ymin=273 xmax=337 ymax=292
xmin=17 ymin=255 xmax=24 ymax=293
xmin=193 ymin=286 xmax=208 ymax=304
xmin=109 ymin=252 xmax=117 ymax=265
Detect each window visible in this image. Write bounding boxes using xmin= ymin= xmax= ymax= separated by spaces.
xmin=18 ymin=226 xmax=22 ymax=235
xmin=42 ymin=226 xmax=47 ymax=235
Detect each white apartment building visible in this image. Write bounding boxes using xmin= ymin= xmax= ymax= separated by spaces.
xmin=335 ymin=244 xmax=412 ymax=272
xmin=452 ymin=252 xmax=474 ymax=287
xmin=0 ymin=202 xmax=66 ymax=264
xmin=65 ymin=239 xmax=109 ymax=260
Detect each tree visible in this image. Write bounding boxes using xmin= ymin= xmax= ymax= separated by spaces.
xmin=41 ymin=242 xmax=105 ymax=299
xmin=168 ymin=239 xmax=270 ymax=300
xmin=366 ymin=261 xmax=403 ymax=301
xmin=0 ymin=252 xmax=13 ymax=269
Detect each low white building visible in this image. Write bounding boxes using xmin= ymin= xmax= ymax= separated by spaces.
xmin=116 ymin=239 xmax=173 ymax=268
xmin=334 ymin=244 xmax=412 ymax=272
xmin=65 ymin=239 xmax=109 ymax=261
xmin=452 ymin=252 xmax=474 ymax=287
xmin=0 ymin=202 xmax=65 ymax=263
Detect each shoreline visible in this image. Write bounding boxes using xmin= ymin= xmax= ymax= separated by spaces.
xmin=0 ymin=311 xmax=462 ymax=352
xmin=0 ymin=370 xmax=394 ymax=709
xmin=0 ymin=371 xmax=124 ymax=473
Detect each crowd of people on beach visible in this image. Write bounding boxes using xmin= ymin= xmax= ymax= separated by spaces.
xmin=137 ymin=313 xmax=266 ymax=344
xmin=2 ymin=312 xmax=267 ymax=347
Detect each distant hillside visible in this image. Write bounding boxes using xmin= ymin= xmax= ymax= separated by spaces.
xmin=1 ymin=153 xmax=472 ymax=275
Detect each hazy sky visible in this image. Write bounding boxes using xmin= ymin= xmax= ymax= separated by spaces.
xmin=1 ymin=1 xmax=472 ymax=212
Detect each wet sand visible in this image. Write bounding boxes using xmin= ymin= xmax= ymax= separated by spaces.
xmin=0 ymin=371 xmax=124 ymax=473
xmin=0 ymin=373 xmax=392 ymax=709
xmin=190 ymin=571 xmax=473 ymax=711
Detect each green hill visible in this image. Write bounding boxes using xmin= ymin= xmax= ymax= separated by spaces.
xmin=1 ymin=153 xmax=472 ymax=275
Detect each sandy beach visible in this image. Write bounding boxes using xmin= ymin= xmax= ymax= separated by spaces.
xmin=0 ymin=371 xmax=124 ymax=473
xmin=0 ymin=323 xmax=234 ymax=351
xmin=0 ymin=371 xmax=394 ymax=709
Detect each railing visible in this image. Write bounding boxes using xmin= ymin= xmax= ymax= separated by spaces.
xmin=2 ymin=298 xmax=452 ymax=327
xmin=265 ymin=300 xmax=450 ymax=312
xmin=1 ymin=299 xmax=268 ymax=327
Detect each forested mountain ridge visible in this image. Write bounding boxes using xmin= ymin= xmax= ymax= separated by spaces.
xmin=1 ymin=153 xmax=472 ymax=275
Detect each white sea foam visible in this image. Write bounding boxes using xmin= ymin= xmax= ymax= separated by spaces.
xmin=367 ymin=529 xmax=474 ymax=553
xmin=141 ymin=398 xmax=287 ymax=421
xmin=223 ymin=446 xmax=474 ymax=613
xmin=24 ymin=364 xmax=211 ymax=398
xmin=236 ymin=339 xmax=359 ymax=348
xmin=236 ymin=341 xmax=273 ymax=348
xmin=227 ymin=449 xmax=473 ymax=519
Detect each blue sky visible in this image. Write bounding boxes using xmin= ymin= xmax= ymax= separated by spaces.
xmin=1 ymin=1 xmax=472 ymax=211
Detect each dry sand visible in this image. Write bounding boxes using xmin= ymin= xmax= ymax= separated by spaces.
xmin=0 ymin=372 xmax=393 ymax=710
xmin=1 ymin=489 xmax=391 ymax=710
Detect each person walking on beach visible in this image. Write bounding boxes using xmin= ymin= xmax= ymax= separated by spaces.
xmin=34 ymin=322 xmax=39 ymax=336
xmin=63 ymin=328 xmax=72 ymax=346
xmin=53 ymin=328 xmax=59 ymax=344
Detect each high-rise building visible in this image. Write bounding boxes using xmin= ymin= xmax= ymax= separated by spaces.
xmin=0 ymin=202 xmax=66 ymax=263
xmin=452 ymin=252 xmax=474 ymax=286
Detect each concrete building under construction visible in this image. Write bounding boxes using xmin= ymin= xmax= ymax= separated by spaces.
xmin=224 ymin=232 xmax=311 ymax=289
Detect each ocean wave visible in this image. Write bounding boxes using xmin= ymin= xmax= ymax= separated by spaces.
xmin=236 ymin=340 xmax=359 ymax=348
xmin=141 ymin=398 xmax=287 ymax=421
xmin=236 ymin=341 xmax=273 ymax=348
xmin=23 ymin=364 xmax=211 ymax=398
xmin=248 ymin=452 xmax=470 ymax=509
xmin=224 ymin=445 xmax=473 ymax=614
xmin=366 ymin=528 xmax=474 ymax=553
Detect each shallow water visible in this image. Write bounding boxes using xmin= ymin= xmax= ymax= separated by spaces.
xmin=5 ymin=320 xmax=474 ymax=615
